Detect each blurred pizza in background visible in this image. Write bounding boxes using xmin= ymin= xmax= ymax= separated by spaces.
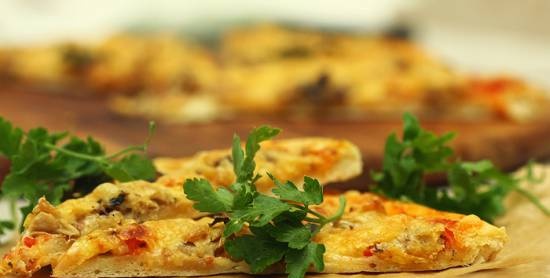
xmin=0 ymin=24 xmax=548 ymax=123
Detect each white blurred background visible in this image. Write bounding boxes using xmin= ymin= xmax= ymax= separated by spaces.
xmin=0 ymin=0 xmax=549 ymax=89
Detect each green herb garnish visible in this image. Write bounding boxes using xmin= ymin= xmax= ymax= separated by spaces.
xmin=371 ymin=113 xmax=549 ymax=222
xmin=184 ymin=126 xmax=346 ymax=278
xmin=0 ymin=116 xmax=157 ymax=234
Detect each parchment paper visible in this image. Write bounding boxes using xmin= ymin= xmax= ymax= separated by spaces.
xmin=3 ymin=165 xmax=550 ymax=278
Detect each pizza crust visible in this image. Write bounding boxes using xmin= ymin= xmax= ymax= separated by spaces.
xmin=52 ymin=255 xmax=248 ymax=278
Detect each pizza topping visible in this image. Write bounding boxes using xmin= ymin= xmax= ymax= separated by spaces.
xmin=292 ymin=73 xmax=347 ymax=107
xmin=108 ymin=193 xmax=126 ymax=207
xmin=440 ymin=228 xmax=456 ymax=249
xmin=120 ymin=224 xmax=149 ymax=254
xmin=62 ymin=44 xmax=95 ymax=74
xmin=470 ymin=77 xmax=516 ymax=95
xmin=361 ymin=243 xmax=384 ymax=258
xmin=279 ymin=45 xmax=312 ymax=59
xmin=184 ymin=126 xmax=346 ymax=278
xmin=124 ymin=238 xmax=148 ymax=254
xmin=102 ymin=193 xmax=127 ymax=214
xmin=371 ymin=113 xmax=549 ymax=223
xmin=334 ymin=220 xmax=355 ymax=230
xmin=433 ymin=218 xmax=457 ymax=228
xmin=120 ymin=224 xmax=148 ymax=240
xmin=212 ymin=154 xmax=232 ymax=168
xmin=24 ymin=198 xmax=80 ymax=236
xmin=362 ymin=246 xmax=375 ymax=257
xmin=22 ymin=236 xmax=36 ymax=248
xmin=433 ymin=218 xmax=459 ymax=250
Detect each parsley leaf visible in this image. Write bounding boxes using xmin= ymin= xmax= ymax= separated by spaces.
xmin=0 ymin=220 xmax=14 ymax=239
xmin=266 ymin=222 xmax=312 ymax=249
xmin=271 ymin=175 xmax=323 ymax=206
xmin=102 ymin=153 xmax=156 ymax=182
xmin=184 ymin=178 xmax=233 ymax=213
xmin=285 ymin=242 xmax=325 ymax=278
xmin=224 ymin=235 xmax=287 ymax=273
xmin=183 ymin=125 xmax=346 ymax=278
xmin=371 ymin=113 xmax=549 ymax=223
xmin=0 ymin=118 xmax=23 ymax=158
xmin=230 ymin=195 xmax=291 ymax=229
xmin=234 ymin=126 xmax=280 ymax=183
xmin=0 ymin=117 xmax=157 ymax=234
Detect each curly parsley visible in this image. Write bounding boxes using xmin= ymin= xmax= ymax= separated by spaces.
xmin=184 ymin=126 xmax=346 ymax=278
xmin=371 ymin=113 xmax=549 ymax=222
xmin=0 ymin=116 xmax=157 ymax=234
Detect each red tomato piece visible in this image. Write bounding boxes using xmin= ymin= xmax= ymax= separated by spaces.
xmin=23 ymin=236 xmax=36 ymax=248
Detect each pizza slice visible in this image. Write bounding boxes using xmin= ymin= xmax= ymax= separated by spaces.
xmin=88 ymin=33 xmax=219 ymax=95
xmin=0 ymin=137 xmax=361 ymax=277
xmin=457 ymin=76 xmax=550 ymax=121
xmin=219 ymin=24 xmax=550 ymax=122
xmin=154 ymin=137 xmax=362 ymax=193
xmin=109 ymin=92 xmax=223 ymax=123
xmin=1 ymin=191 xmax=507 ymax=277
xmin=0 ymin=43 xmax=94 ymax=91
xmin=219 ymin=28 xmax=458 ymax=119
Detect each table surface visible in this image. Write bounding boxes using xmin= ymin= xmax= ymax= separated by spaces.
xmin=1 ymin=86 xmax=550 ymax=188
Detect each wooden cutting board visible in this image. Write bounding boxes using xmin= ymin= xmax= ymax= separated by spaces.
xmin=1 ymin=87 xmax=549 ymax=187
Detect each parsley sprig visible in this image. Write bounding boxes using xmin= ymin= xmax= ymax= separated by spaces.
xmin=184 ymin=126 xmax=346 ymax=278
xmin=0 ymin=117 xmax=157 ymax=234
xmin=371 ymin=113 xmax=549 ymax=222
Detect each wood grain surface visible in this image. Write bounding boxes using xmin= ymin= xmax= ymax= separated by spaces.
xmin=1 ymin=86 xmax=549 ymax=188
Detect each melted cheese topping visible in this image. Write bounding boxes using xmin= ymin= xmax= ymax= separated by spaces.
xmin=316 ymin=192 xmax=507 ymax=272
xmin=155 ymin=137 xmax=362 ymax=193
